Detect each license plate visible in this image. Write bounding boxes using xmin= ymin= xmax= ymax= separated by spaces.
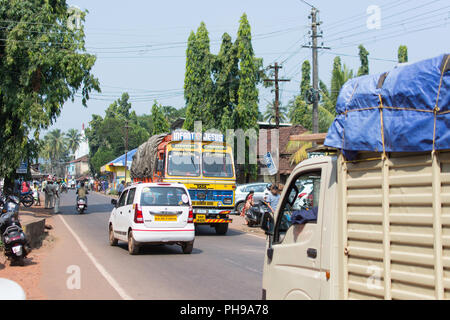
xmin=196 ymin=214 xmax=206 ymax=223
xmin=12 ymin=245 xmax=21 ymax=254
xmin=79 ymin=205 xmax=84 ymax=208
xmin=154 ymin=215 xmax=177 ymax=221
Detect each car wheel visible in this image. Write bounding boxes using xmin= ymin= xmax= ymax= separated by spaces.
xmin=128 ymin=231 xmax=139 ymax=255
xmin=109 ymin=225 xmax=118 ymax=246
xmin=215 ymin=223 xmax=228 ymax=235
xmin=181 ymin=241 xmax=194 ymax=254
xmin=236 ymin=202 xmax=245 ymax=215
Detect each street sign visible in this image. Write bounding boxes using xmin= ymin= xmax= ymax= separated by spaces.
xmin=264 ymin=152 xmax=277 ymax=176
xmin=16 ymin=162 xmax=27 ymax=174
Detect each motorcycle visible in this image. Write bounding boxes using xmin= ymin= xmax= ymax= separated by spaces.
xmin=245 ymin=200 xmax=271 ymax=227
xmin=0 ymin=193 xmax=31 ymax=266
xmin=19 ymin=191 xmax=34 ymax=208
xmin=76 ymin=197 xmax=87 ymax=214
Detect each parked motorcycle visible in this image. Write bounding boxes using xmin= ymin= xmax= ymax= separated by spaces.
xmin=76 ymin=197 xmax=87 ymax=214
xmin=245 ymin=200 xmax=271 ymax=227
xmin=19 ymin=191 xmax=34 ymax=208
xmin=0 ymin=193 xmax=31 ymax=266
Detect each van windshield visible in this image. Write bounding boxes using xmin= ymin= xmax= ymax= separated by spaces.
xmin=140 ymin=187 xmax=189 ymax=206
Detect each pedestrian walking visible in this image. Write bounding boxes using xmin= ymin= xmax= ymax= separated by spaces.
xmin=53 ymin=181 xmax=60 ymax=214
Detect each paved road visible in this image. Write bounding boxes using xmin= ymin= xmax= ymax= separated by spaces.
xmin=40 ymin=190 xmax=266 ymax=300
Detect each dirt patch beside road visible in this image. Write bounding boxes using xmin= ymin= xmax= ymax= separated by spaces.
xmin=0 ymin=196 xmax=56 ymax=300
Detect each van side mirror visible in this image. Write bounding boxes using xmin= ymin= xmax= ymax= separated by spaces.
xmin=261 ymin=211 xmax=274 ymax=235
xmin=111 ymin=199 xmax=117 ymax=207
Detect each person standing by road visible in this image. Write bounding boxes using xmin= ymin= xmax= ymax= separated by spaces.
xmin=53 ymin=180 xmax=60 ymax=213
xmin=45 ymin=179 xmax=54 ymax=209
xmin=117 ymin=180 xmax=125 ymax=196
xmin=266 ymin=185 xmax=281 ymax=214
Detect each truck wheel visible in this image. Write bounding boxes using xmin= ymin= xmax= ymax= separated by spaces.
xmin=215 ymin=223 xmax=228 ymax=235
xmin=128 ymin=231 xmax=139 ymax=255
xmin=109 ymin=225 xmax=118 ymax=246
xmin=181 ymin=241 xmax=194 ymax=254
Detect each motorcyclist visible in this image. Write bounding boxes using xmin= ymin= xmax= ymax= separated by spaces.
xmin=76 ymin=182 xmax=89 ymax=208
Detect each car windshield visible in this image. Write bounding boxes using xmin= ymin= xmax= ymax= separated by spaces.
xmin=140 ymin=187 xmax=189 ymax=206
xmin=201 ymin=152 xmax=234 ymax=178
xmin=167 ymin=151 xmax=200 ymax=176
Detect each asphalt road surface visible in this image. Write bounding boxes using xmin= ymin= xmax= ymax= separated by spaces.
xmin=40 ymin=190 xmax=266 ymax=300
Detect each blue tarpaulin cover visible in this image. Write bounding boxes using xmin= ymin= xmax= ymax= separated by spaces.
xmin=324 ymin=54 xmax=450 ymax=156
xmin=108 ymin=148 xmax=137 ymax=168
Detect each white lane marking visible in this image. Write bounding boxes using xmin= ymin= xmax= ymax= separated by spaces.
xmin=58 ymin=214 xmax=133 ymax=300
xmin=224 ymin=258 xmax=263 ymax=275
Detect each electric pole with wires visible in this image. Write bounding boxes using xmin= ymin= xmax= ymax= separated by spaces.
xmin=124 ymin=120 xmax=130 ymax=184
xmin=264 ymin=62 xmax=290 ymax=184
xmin=302 ymin=5 xmax=330 ymax=135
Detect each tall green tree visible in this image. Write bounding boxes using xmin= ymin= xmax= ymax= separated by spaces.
xmin=357 ymin=44 xmax=369 ymax=76
xmin=263 ymin=101 xmax=288 ymax=124
xmin=398 ymin=45 xmax=408 ymax=63
xmin=234 ymin=13 xmax=261 ymax=181
xmin=183 ymin=22 xmax=214 ymax=131
xmin=40 ymin=129 xmax=70 ymax=175
xmin=212 ymin=32 xmax=240 ymax=130
xmin=0 ymin=0 xmax=99 ymax=187
xmin=300 ymin=60 xmax=312 ymax=99
xmin=330 ymin=56 xmax=354 ymax=107
xmin=151 ymin=101 xmax=170 ymax=135
xmin=105 ymin=92 xmax=132 ymax=120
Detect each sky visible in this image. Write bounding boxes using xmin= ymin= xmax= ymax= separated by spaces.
xmin=47 ymin=0 xmax=450 ymax=134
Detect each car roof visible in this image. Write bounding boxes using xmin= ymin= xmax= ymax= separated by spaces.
xmin=127 ymin=182 xmax=187 ymax=190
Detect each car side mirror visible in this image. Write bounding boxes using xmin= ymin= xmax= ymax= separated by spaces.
xmin=111 ymin=199 xmax=117 ymax=207
xmin=261 ymin=211 xmax=274 ymax=235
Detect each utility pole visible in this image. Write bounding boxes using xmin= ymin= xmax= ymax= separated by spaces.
xmin=302 ymin=6 xmax=330 ymax=134
xmin=124 ymin=120 xmax=130 ymax=184
xmin=264 ymin=62 xmax=290 ymax=185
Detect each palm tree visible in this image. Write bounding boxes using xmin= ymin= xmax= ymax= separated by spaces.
xmin=66 ymin=128 xmax=82 ymax=158
xmin=263 ymin=100 xmax=288 ymax=124
xmin=286 ymin=131 xmax=313 ymax=165
xmin=41 ymin=129 xmax=68 ymax=174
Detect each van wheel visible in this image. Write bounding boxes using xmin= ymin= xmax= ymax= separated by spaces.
xmin=109 ymin=225 xmax=118 ymax=246
xmin=128 ymin=231 xmax=139 ymax=255
xmin=215 ymin=223 xmax=228 ymax=235
xmin=181 ymin=241 xmax=194 ymax=254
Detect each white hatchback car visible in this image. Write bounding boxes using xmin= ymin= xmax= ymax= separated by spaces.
xmin=108 ymin=182 xmax=195 ymax=255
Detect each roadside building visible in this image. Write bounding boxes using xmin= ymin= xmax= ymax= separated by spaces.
xmin=66 ymin=155 xmax=90 ymax=180
xmin=100 ymin=148 xmax=137 ymax=189
xmin=257 ymin=124 xmax=308 ymax=184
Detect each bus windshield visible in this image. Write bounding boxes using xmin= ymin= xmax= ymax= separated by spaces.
xmin=167 ymin=151 xmax=200 ymax=176
xmin=202 ymin=152 xmax=234 ymax=178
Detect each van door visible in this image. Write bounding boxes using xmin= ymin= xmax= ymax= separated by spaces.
xmin=263 ymin=164 xmax=327 ymax=300
xmin=115 ymin=189 xmax=129 ymax=236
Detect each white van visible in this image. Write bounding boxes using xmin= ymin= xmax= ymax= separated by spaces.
xmin=108 ymin=182 xmax=195 ymax=254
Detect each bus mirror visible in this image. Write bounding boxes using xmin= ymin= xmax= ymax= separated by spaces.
xmin=157 ymin=159 xmax=164 ymax=172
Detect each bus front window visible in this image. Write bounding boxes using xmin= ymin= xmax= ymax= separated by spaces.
xmin=202 ymin=152 xmax=234 ymax=178
xmin=167 ymin=151 xmax=200 ymax=176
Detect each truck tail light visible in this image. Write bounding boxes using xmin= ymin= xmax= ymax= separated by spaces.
xmin=188 ymin=206 xmax=194 ymax=223
xmin=134 ymin=204 xmax=144 ymax=223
